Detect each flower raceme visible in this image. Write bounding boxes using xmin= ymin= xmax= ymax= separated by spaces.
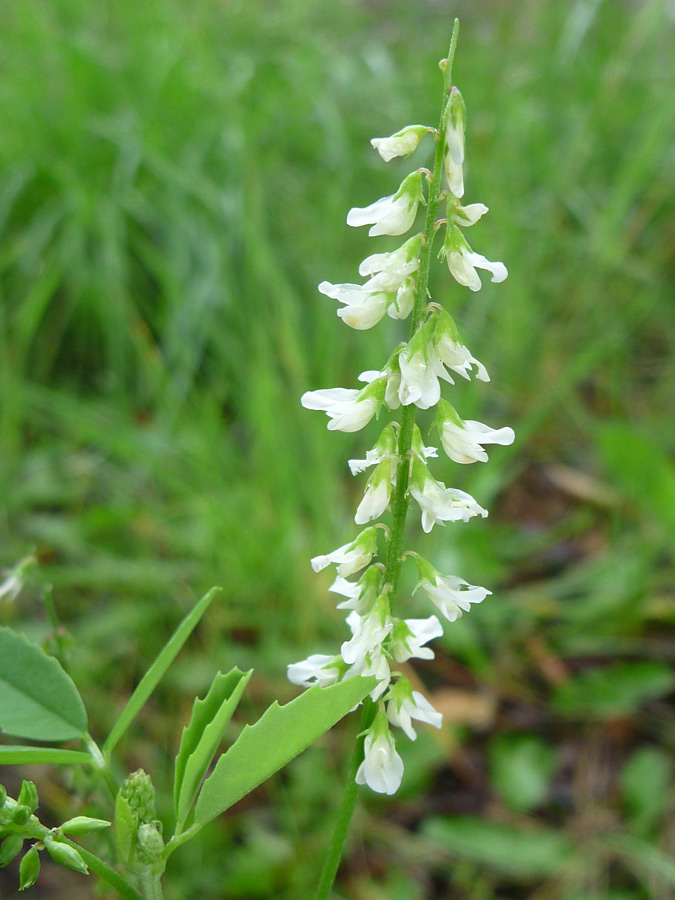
xmin=288 ymin=32 xmax=513 ymax=796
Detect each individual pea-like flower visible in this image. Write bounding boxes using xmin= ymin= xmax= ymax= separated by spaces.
xmin=389 ymin=616 xmax=443 ymax=662
xmin=341 ymin=607 xmax=392 ymax=673
xmin=386 ymin=677 xmax=443 ymax=740
xmin=355 ymin=459 xmax=394 ymax=524
xmin=414 ymin=556 xmax=491 ymax=622
xmin=287 ymin=654 xmax=341 ymax=688
xmin=430 ymin=308 xmax=489 ymax=382
xmin=436 ymin=400 xmax=514 ymax=463
xmin=311 ymin=527 xmax=378 ymax=577
xmin=355 ymin=711 xmax=404 ymax=795
xmin=329 ymin=565 xmax=383 ymax=614
xmin=452 ymin=201 xmax=488 ymax=227
xmin=371 ymin=125 xmax=430 ymax=162
xmin=440 ymin=226 xmax=507 ymax=292
xmin=347 ymin=171 xmax=425 ymax=237
xmin=318 ymin=279 xmax=390 ymax=330
xmin=398 ymin=323 xmax=443 ymax=409
xmin=301 ymin=373 xmax=386 ymax=432
xmin=444 ymin=87 xmax=466 ymax=198
xmin=409 ymin=459 xmax=488 ymax=533
xmin=349 ymin=422 xmax=398 ymax=475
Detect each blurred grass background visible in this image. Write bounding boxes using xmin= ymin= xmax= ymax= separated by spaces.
xmin=0 ymin=0 xmax=674 ymax=897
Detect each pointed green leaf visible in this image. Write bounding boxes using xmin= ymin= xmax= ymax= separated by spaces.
xmin=104 ymin=587 xmax=221 ymax=760
xmin=174 ymin=668 xmax=252 ymax=823
xmin=114 ymin=791 xmax=135 ymax=868
xmin=0 ymin=627 xmax=87 ymax=742
xmin=194 ymin=677 xmax=376 ymax=828
xmin=0 ymin=746 xmax=91 ymax=766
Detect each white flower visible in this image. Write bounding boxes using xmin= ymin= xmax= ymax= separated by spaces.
xmin=444 ymin=87 xmax=466 ymax=198
xmin=358 ymin=236 xmax=421 ymax=284
xmin=453 ymin=202 xmax=488 ymax=227
xmin=311 ymin=528 xmax=377 ymax=577
xmin=347 ymin=171 xmax=424 ymax=237
xmin=355 ymin=476 xmax=391 ymax=525
xmin=370 ymin=125 xmax=429 ymax=162
xmin=329 ymin=568 xmax=382 ymax=614
xmin=438 ymin=410 xmax=515 ymax=464
xmin=318 ymin=280 xmax=389 ymax=330
xmin=355 ymin=727 xmax=404 ymax=794
xmin=398 ymin=343 xmax=441 ymax=409
xmin=418 ymin=572 xmax=491 ymax=622
xmin=301 ymin=387 xmax=377 ymax=432
xmin=410 ymin=465 xmax=488 ymax=533
xmin=341 ymin=610 xmax=392 ymax=671
xmin=387 ymin=690 xmax=442 ymax=741
xmin=0 ymin=571 xmax=22 ymax=604
xmin=287 ymin=654 xmax=340 ymax=688
xmin=434 ymin=332 xmax=489 ymax=382
xmin=348 ymin=447 xmax=384 ymax=475
xmin=441 ymin=226 xmax=507 ymax=292
xmin=390 ymin=616 xmax=444 ymax=662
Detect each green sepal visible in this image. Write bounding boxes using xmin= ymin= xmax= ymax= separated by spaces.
xmin=17 ymin=781 xmax=38 ymax=814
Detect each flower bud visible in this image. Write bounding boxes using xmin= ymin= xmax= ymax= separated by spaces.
xmin=136 ymin=823 xmax=164 ymax=864
xmin=59 ymin=816 xmax=111 ymax=836
xmin=19 ymin=846 xmax=40 ymax=891
xmin=119 ymin=770 xmax=157 ymax=825
xmin=0 ymin=834 xmax=24 ymax=868
xmin=12 ymin=805 xmax=31 ymax=826
xmin=18 ymin=781 xmax=38 ymax=815
xmin=45 ymin=839 xmax=89 ymax=875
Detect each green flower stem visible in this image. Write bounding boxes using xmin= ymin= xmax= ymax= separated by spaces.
xmin=314 ymin=699 xmax=375 ymax=900
xmin=59 ymin=837 xmax=144 ymax=900
xmin=385 ymin=20 xmax=460 ymax=596
xmin=139 ymin=868 xmax=165 ymax=900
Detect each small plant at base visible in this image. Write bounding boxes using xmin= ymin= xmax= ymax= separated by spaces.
xmin=288 ymin=19 xmax=514 ymax=897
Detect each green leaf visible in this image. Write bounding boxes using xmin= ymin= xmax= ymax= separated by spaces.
xmin=489 ymin=733 xmax=557 ymax=813
xmin=604 ymin=833 xmax=675 ymax=887
xmin=104 ymin=587 xmax=220 ymax=760
xmin=620 ymin=746 xmax=671 ymax=828
xmin=0 ymin=746 xmax=91 ymax=766
xmin=174 ymin=668 xmax=252 ymax=823
xmin=598 ymin=423 xmax=675 ymax=535
xmin=0 ymin=627 xmax=87 ymax=742
xmin=421 ymin=815 xmax=573 ymax=877
xmin=553 ymin=661 xmax=674 ymax=717
xmin=194 ymin=677 xmax=376 ymax=828
xmin=114 ymin=792 xmax=135 ymax=868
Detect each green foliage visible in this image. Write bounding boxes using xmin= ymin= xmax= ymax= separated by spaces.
xmin=553 ymin=661 xmax=674 ymax=717
xmin=0 ymin=626 xmax=87 ymax=741
xmin=489 ymin=733 xmax=557 ymax=813
xmin=103 ymin=586 xmax=221 ymax=759
xmin=422 ymin=815 xmax=573 ymax=877
xmin=194 ymin=677 xmax=376 ymax=828
xmin=174 ymin=667 xmax=252 ymax=824
xmin=0 ymin=745 xmax=91 ymax=765
xmin=620 ymin=746 xmax=672 ymax=831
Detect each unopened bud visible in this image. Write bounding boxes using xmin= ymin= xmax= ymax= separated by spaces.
xmin=19 ymin=846 xmax=40 ymax=891
xmin=137 ymin=823 xmax=164 ymax=864
xmin=59 ymin=816 xmax=111 ymax=836
xmin=12 ymin=805 xmax=31 ymax=826
xmin=0 ymin=834 xmax=24 ymax=867
xmin=45 ymin=839 xmax=89 ymax=875
xmin=18 ymin=781 xmax=38 ymax=815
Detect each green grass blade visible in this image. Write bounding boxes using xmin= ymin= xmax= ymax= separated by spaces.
xmin=103 ymin=587 xmax=221 ymax=761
